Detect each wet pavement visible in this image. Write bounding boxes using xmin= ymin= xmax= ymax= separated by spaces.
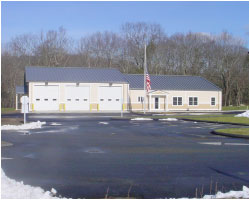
xmin=1 ymin=114 xmax=249 ymax=198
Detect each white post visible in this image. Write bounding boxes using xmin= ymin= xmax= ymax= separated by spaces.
xmin=24 ymin=97 xmax=26 ymax=124
xmin=24 ymin=112 xmax=26 ymax=124
xmin=143 ymin=44 xmax=146 ymax=114
xmin=165 ymin=94 xmax=168 ymax=111
xmin=21 ymin=96 xmax=29 ymax=124
xmin=121 ymin=98 xmax=123 ymax=118
xmin=16 ymin=94 xmax=18 ymax=110
xmin=149 ymin=94 xmax=151 ymax=112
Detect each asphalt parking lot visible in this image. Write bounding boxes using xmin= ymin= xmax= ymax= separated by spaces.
xmin=1 ymin=113 xmax=249 ymax=198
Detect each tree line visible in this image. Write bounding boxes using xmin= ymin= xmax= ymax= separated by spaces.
xmin=2 ymin=22 xmax=249 ymax=108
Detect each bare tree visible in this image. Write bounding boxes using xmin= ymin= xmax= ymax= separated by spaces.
xmin=1 ymin=23 xmax=248 ymax=108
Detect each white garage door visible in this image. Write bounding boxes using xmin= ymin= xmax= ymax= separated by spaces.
xmin=99 ymin=86 xmax=122 ymax=111
xmin=65 ymin=86 xmax=90 ymax=111
xmin=33 ymin=85 xmax=59 ymax=111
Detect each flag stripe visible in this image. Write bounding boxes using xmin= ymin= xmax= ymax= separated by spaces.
xmin=146 ymin=72 xmax=151 ymax=92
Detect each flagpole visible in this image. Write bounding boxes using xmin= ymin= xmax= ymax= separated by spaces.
xmin=143 ymin=44 xmax=146 ymax=114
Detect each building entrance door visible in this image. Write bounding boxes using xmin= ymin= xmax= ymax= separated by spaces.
xmin=155 ymin=97 xmax=159 ymax=109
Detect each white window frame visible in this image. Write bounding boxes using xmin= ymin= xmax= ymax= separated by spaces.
xmin=172 ymin=96 xmax=183 ymax=106
xmin=138 ymin=96 xmax=144 ymax=102
xmin=211 ymin=97 xmax=216 ymax=106
xmin=188 ymin=96 xmax=199 ymax=106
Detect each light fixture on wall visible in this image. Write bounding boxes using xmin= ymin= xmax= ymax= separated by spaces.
xmin=45 ymin=82 xmax=48 ymax=86
xmin=76 ymin=83 xmax=80 ymax=87
xmin=109 ymin=83 xmax=113 ymax=87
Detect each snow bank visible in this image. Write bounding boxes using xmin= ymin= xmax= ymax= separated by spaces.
xmin=1 ymin=169 xmax=60 ymax=199
xmin=98 ymin=122 xmax=109 ymax=125
xmin=131 ymin=118 xmax=153 ymax=121
xmin=159 ymin=118 xmax=178 ymax=121
xmin=235 ymin=110 xmax=249 ymax=118
xmin=203 ymin=186 xmax=249 ymax=199
xmin=1 ymin=121 xmax=46 ymax=130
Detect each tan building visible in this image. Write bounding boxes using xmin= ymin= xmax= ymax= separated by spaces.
xmin=125 ymin=74 xmax=222 ymax=112
xmin=16 ymin=66 xmax=222 ymax=112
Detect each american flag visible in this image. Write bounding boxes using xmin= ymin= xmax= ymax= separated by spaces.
xmin=146 ymin=70 xmax=151 ymax=92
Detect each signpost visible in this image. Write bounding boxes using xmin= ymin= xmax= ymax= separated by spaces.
xmin=20 ymin=96 xmax=29 ymax=124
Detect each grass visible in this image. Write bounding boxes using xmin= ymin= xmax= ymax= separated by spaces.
xmin=1 ymin=117 xmax=23 ymax=125
xmin=1 ymin=108 xmax=16 ymax=113
xmin=148 ymin=114 xmax=234 ymax=119
xmin=215 ymin=128 xmax=249 ymax=136
xmin=119 ymin=113 xmax=249 ymax=125
xmin=183 ymin=116 xmax=249 ymax=125
xmin=222 ymin=105 xmax=248 ymax=111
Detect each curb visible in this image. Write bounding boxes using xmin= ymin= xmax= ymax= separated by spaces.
xmin=179 ymin=118 xmax=249 ymax=126
xmin=211 ymin=130 xmax=249 ymax=139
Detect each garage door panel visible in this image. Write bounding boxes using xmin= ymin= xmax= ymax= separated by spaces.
xmin=65 ymin=86 xmax=90 ymax=110
xmin=99 ymin=86 xmax=122 ymax=111
xmin=33 ymin=85 xmax=59 ymax=111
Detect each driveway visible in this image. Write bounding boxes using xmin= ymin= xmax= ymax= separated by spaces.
xmin=1 ymin=114 xmax=249 ymax=198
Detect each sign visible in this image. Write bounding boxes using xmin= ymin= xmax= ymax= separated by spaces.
xmin=21 ymin=96 xmax=29 ymax=113
xmin=20 ymin=96 xmax=29 ymax=104
xmin=21 ymin=96 xmax=29 ymax=124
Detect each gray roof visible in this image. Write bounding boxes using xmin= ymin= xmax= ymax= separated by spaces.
xmin=25 ymin=66 xmax=221 ymax=91
xmin=25 ymin=66 xmax=128 ymax=83
xmin=16 ymin=86 xmax=27 ymax=94
xmin=124 ymin=74 xmax=221 ymax=91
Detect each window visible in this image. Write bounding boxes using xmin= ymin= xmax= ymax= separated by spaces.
xmin=75 ymin=99 xmax=79 ymax=101
xmin=100 ymin=99 xmax=104 ymax=101
xmin=108 ymin=99 xmax=112 ymax=101
xmin=53 ymin=99 xmax=57 ymax=101
xmin=189 ymin=97 xmax=198 ymax=106
xmin=116 ymin=99 xmax=120 ymax=101
xmin=67 ymin=99 xmax=71 ymax=101
xmin=211 ymin=97 xmax=216 ymax=106
xmin=36 ymin=99 xmax=40 ymax=101
xmin=138 ymin=96 xmax=144 ymax=102
xmin=44 ymin=99 xmax=48 ymax=101
xmin=173 ymin=97 xmax=182 ymax=105
xmin=84 ymin=99 xmax=88 ymax=101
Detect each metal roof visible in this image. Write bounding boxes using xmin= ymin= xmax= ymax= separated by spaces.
xmin=25 ymin=66 xmax=128 ymax=83
xmin=124 ymin=74 xmax=221 ymax=91
xmin=25 ymin=66 xmax=221 ymax=91
xmin=16 ymin=86 xmax=27 ymax=94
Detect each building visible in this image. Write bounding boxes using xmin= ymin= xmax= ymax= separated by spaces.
xmin=16 ymin=66 xmax=222 ymax=112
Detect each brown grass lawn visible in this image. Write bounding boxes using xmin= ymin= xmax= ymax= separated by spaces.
xmin=1 ymin=117 xmax=23 ymax=125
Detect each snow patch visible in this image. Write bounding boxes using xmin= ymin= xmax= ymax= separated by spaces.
xmin=159 ymin=118 xmax=178 ymax=121
xmin=1 ymin=169 xmax=61 ymax=199
xmin=203 ymin=186 xmax=249 ymax=199
xmin=50 ymin=123 xmax=62 ymax=126
xmin=98 ymin=122 xmax=109 ymax=125
xmin=235 ymin=110 xmax=249 ymax=118
xmin=1 ymin=121 xmax=46 ymax=130
xmin=131 ymin=118 xmax=153 ymax=121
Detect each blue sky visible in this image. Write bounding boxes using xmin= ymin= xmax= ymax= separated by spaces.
xmin=2 ymin=1 xmax=249 ymax=46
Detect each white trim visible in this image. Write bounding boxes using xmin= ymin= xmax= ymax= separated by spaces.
xmin=210 ymin=97 xmax=216 ymax=106
xmin=138 ymin=96 xmax=144 ymax=102
xmin=153 ymin=96 xmax=160 ymax=110
xmin=188 ymin=96 xmax=199 ymax=106
xmin=172 ymin=96 xmax=183 ymax=106
xmin=165 ymin=94 xmax=168 ymax=111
